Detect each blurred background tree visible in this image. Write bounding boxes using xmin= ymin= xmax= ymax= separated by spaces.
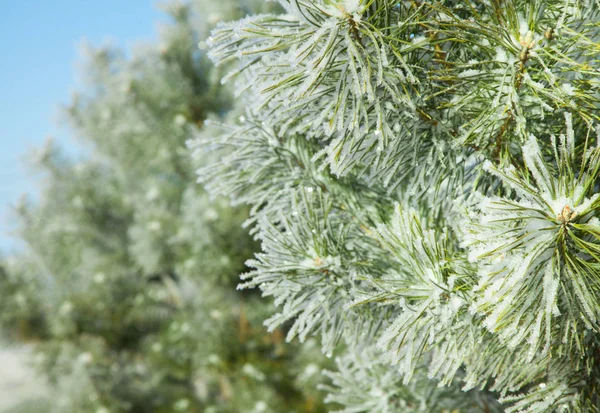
xmin=0 ymin=1 xmax=329 ymax=412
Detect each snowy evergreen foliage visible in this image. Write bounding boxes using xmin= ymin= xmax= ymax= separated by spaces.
xmin=195 ymin=0 xmax=600 ymax=411
xmin=0 ymin=1 xmax=330 ymax=412
xmin=321 ymin=348 xmax=500 ymax=413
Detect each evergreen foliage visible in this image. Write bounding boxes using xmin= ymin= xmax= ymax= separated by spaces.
xmin=196 ymin=0 xmax=600 ymax=411
xmin=0 ymin=1 xmax=328 ymax=412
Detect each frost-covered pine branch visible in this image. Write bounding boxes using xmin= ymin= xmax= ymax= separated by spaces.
xmin=195 ymin=0 xmax=600 ymax=411
xmin=0 ymin=1 xmax=330 ymax=412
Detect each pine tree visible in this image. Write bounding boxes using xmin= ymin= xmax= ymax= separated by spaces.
xmin=196 ymin=0 xmax=600 ymax=411
xmin=0 ymin=1 xmax=329 ymax=412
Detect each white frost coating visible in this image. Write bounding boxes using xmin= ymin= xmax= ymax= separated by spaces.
xmin=561 ymin=83 xmax=575 ymax=96
xmin=523 ymin=135 xmax=553 ymax=195
xmin=449 ymin=296 xmax=465 ymax=313
xmin=564 ymin=112 xmax=575 ymax=154
xmin=411 ymin=35 xmax=427 ymax=45
xmin=325 ymin=0 xmax=361 ymax=17
xmin=495 ymin=47 xmax=510 ymax=63
xmin=458 ymin=69 xmax=482 ymax=78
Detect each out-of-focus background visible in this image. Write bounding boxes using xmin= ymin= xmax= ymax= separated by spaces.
xmin=0 ymin=1 xmax=160 ymax=408
xmin=0 ymin=1 xmax=162 ymax=251
xmin=1 ymin=2 xmax=162 ymax=410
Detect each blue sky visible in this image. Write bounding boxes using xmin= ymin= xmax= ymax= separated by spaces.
xmin=0 ymin=1 xmax=164 ymax=251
